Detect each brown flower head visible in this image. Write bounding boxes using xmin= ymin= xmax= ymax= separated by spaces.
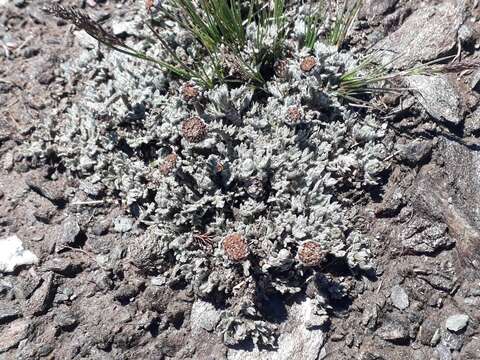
xmin=181 ymin=117 xmax=207 ymax=143
xmin=300 ymin=56 xmax=317 ymax=72
xmin=159 ymin=153 xmax=177 ymax=176
xmin=223 ymin=233 xmax=249 ymax=262
xmin=287 ymin=106 xmax=302 ymax=123
xmin=245 ymin=177 xmax=266 ymax=200
xmin=297 ymin=241 xmax=327 ymax=267
xmin=274 ymin=59 xmax=288 ymax=78
xmin=181 ymin=83 xmax=200 ymax=102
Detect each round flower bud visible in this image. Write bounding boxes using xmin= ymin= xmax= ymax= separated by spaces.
xmin=287 ymin=106 xmax=302 ymax=123
xmin=223 ymin=233 xmax=249 ymax=262
xmin=297 ymin=241 xmax=327 ymax=267
xmin=245 ymin=177 xmax=266 ymax=200
xmin=181 ymin=83 xmax=200 ymax=102
xmin=181 ymin=117 xmax=207 ymax=143
xmin=159 ymin=153 xmax=178 ymax=176
xmin=300 ymin=56 xmax=317 ymax=72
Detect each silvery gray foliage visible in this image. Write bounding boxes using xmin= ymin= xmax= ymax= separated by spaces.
xmin=23 ymin=3 xmax=392 ymax=347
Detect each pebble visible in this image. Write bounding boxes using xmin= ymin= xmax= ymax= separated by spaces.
xmin=113 ymin=217 xmax=133 ymax=233
xmin=390 ymin=285 xmax=409 ymax=310
xmin=445 ymin=314 xmax=469 ymax=332
xmin=61 ymin=217 xmax=81 ymax=246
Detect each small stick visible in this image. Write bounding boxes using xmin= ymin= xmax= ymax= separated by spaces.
xmin=71 ymin=200 xmax=105 ymax=206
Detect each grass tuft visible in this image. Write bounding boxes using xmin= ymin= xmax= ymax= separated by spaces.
xmin=327 ymin=0 xmax=363 ymax=50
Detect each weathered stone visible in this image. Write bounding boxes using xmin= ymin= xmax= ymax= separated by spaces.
xmin=377 ymin=319 xmax=409 ymax=342
xmin=0 ymin=319 xmax=30 ymax=353
xmin=435 ymin=344 xmax=453 ymax=360
xmin=397 ymin=140 xmax=433 ymax=166
xmin=54 ymin=310 xmax=79 ymax=330
xmin=25 ymin=273 xmax=55 ymax=316
xmin=25 ymin=173 xmax=66 ymax=205
xmin=61 ymin=217 xmax=81 ymax=246
xmin=390 ymin=285 xmax=409 ymax=310
xmin=401 ymin=222 xmax=454 ymax=254
xmin=445 ymin=314 xmax=469 ymax=332
xmin=191 ymin=300 xmax=221 ymax=333
xmin=374 ymin=0 xmax=465 ymax=68
xmin=418 ymin=317 xmax=440 ymax=346
xmin=227 ymin=298 xmax=325 ymax=360
xmin=407 ymin=75 xmax=462 ymax=125
xmin=0 ymin=305 xmax=21 ymax=324
xmin=461 ymin=337 xmax=480 ymax=359
xmin=113 ymin=216 xmax=133 ymax=233
xmin=359 ymin=0 xmax=398 ymax=21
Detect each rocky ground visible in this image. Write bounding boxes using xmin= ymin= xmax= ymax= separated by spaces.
xmin=1 ymin=0 xmax=480 ymax=359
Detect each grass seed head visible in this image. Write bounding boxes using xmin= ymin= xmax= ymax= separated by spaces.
xmin=297 ymin=241 xmax=327 ymax=266
xmin=223 ymin=233 xmax=249 ymax=262
xmin=181 ymin=117 xmax=207 ymax=143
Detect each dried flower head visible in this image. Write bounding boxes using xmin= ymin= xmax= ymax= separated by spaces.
xmin=159 ymin=153 xmax=178 ymax=175
xmin=181 ymin=117 xmax=208 ymax=143
xmin=181 ymin=83 xmax=200 ymax=102
xmin=223 ymin=233 xmax=249 ymax=261
xmin=145 ymin=0 xmax=154 ymax=13
xmin=297 ymin=241 xmax=327 ymax=266
xmin=245 ymin=177 xmax=266 ymax=199
xmin=274 ymin=59 xmax=288 ymax=78
xmin=300 ymin=56 xmax=317 ymax=72
xmin=287 ymin=106 xmax=302 ymax=122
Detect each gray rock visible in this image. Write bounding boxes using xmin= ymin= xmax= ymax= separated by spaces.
xmin=441 ymin=328 xmax=464 ymax=351
xmin=0 ymin=305 xmax=20 ymax=324
xmin=92 ymin=221 xmax=110 ymax=236
xmin=360 ymin=0 xmax=398 ymax=21
xmin=445 ymin=314 xmax=469 ymax=332
xmin=2 ymin=151 xmax=14 ymax=171
xmin=464 ymin=108 xmax=480 ymax=134
xmin=377 ymin=319 xmax=409 ymax=342
xmin=390 ymin=285 xmax=409 ymax=310
xmin=25 ymin=174 xmax=66 ymax=204
xmin=470 ymin=69 xmax=480 ymax=92
xmin=401 ymin=222 xmax=454 ymax=254
xmin=407 ymin=75 xmax=462 ymax=125
xmin=397 ymin=140 xmax=433 ymax=166
xmin=191 ymin=300 xmax=221 ymax=332
xmin=461 ymin=337 xmax=480 ymax=359
xmin=227 ymin=298 xmax=325 ymax=360
xmin=0 ymin=319 xmax=30 ymax=353
xmin=54 ymin=310 xmax=79 ymax=330
xmin=374 ymin=0 xmax=465 ymax=68
xmin=113 ymin=217 xmax=133 ymax=233
xmin=15 ymin=273 xmax=42 ymax=300
xmin=435 ymin=344 xmax=453 ymax=360
xmin=25 ymin=273 xmax=55 ymax=316
xmin=418 ymin=317 xmax=440 ymax=346
xmin=61 ymin=217 xmax=81 ymax=246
